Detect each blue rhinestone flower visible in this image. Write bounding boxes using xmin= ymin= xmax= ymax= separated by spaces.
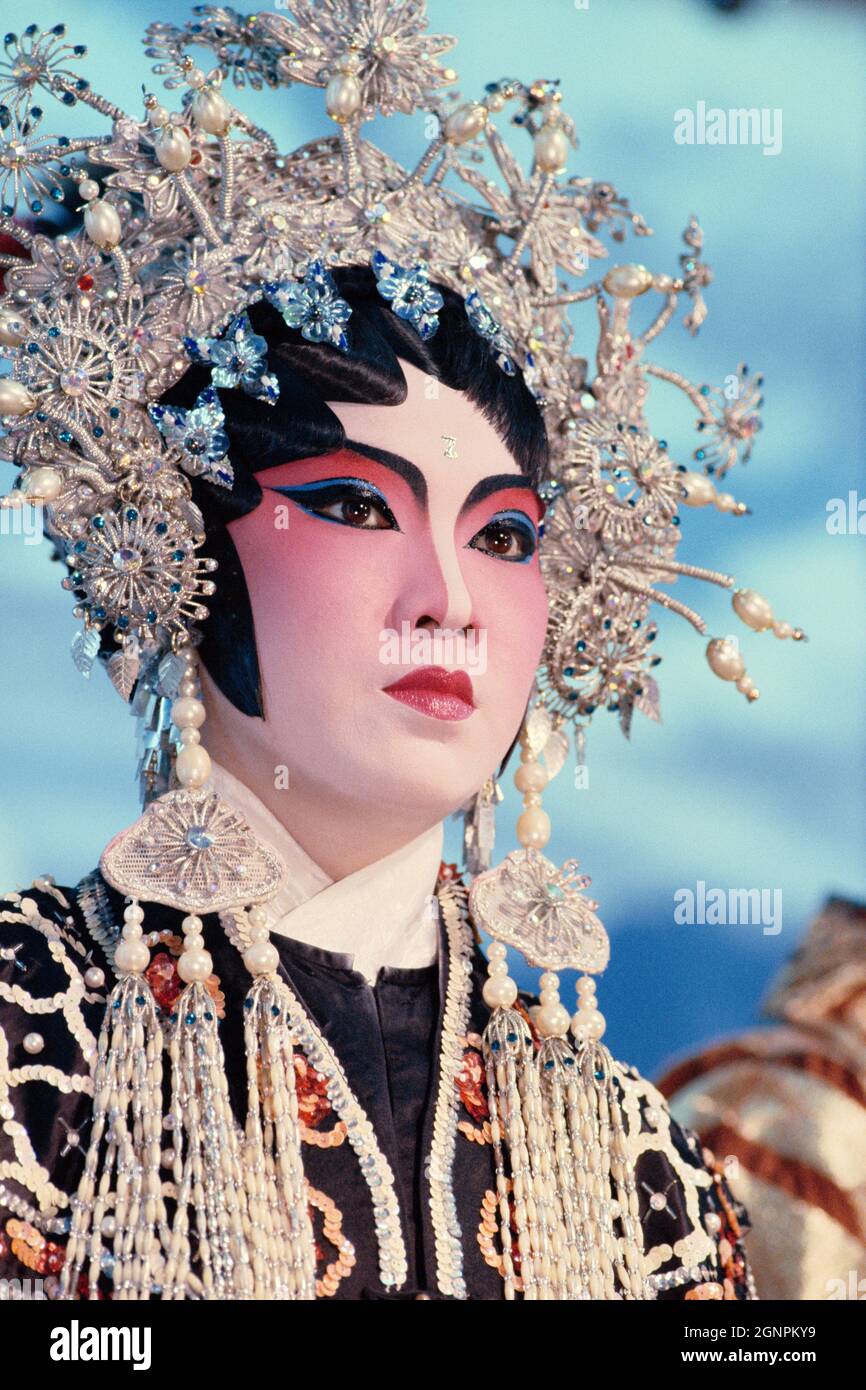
xmin=371 ymin=250 xmax=443 ymax=340
xmin=464 ymin=289 xmax=517 ymax=377
xmin=185 ymin=312 xmax=279 ymax=404
xmin=149 ymin=386 xmax=234 ymax=489
xmin=264 ymin=260 xmax=351 ymax=352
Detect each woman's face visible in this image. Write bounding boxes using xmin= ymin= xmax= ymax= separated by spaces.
xmin=216 ymin=359 xmax=548 ymax=830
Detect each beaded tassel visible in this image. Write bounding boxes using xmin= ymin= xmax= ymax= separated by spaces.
xmin=240 ymin=904 xmax=317 ymax=1300
xmin=161 ymin=914 xmax=254 ymax=1300
xmin=60 ymin=901 xmax=167 ymax=1300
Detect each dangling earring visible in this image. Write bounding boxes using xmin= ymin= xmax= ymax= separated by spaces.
xmin=468 ymin=701 xmax=649 ymax=1300
xmin=62 ymin=640 xmax=294 ymax=1300
xmin=463 ymin=775 xmax=503 ymax=874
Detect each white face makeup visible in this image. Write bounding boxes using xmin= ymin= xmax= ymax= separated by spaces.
xmin=199 ymin=360 xmax=548 ymax=869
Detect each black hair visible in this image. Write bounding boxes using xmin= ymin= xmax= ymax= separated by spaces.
xmin=159 ymin=265 xmax=549 ymax=717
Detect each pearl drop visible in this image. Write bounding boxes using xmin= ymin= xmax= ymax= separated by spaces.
xmin=171 ymin=695 xmax=205 ymax=729
xmin=78 ymin=178 xmax=100 ymax=202
xmin=715 ymin=491 xmax=737 ymax=512
xmin=23 ymin=1032 xmax=44 ymax=1055
xmin=175 ymin=743 xmax=211 ymax=788
xmin=514 ymin=761 xmax=548 ymax=793
xmin=243 ymin=940 xmax=279 ymax=976
xmin=192 ymin=87 xmax=231 ymax=135
xmin=186 ymin=66 xmax=206 ymax=89
xmin=177 ymin=949 xmax=213 ymax=983
xmin=0 ymin=310 xmax=26 ymax=347
xmin=772 ymin=620 xmax=792 ymax=640
xmin=516 ymin=805 xmax=550 ymax=849
xmin=679 ymin=471 xmax=716 ymax=507
xmin=732 ymin=588 xmax=773 ymax=631
xmin=155 ymin=127 xmax=192 ymax=172
xmin=114 ymin=940 xmax=150 ymax=974
xmin=0 ymin=379 xmax=36 ymax=416
xmin=84 ymin=966 xmax=105 ymax=988
xmin=534 ymin=124 xmax=569 ymax=173
xmin=325 ymin=72 xmax=361 ymax=123
xmin=148 ymin=104 xmax=168 ymax=127
xmin=445 ymin=103 xmax=488 ymax=144
xmin=482 ymin=976 xmax=518 ymax=1009
xmin=735 ymin=675 xmax=755 ymax=695
xmin=706 ymin=638 xmax=745 ymax=682
xmin=24 ymin=467 xmax=62 ymax=501
xmin=84 ymin=200 xmax=122 ymax=250
xmin=602 ymin=264 xmax=653 ymax=299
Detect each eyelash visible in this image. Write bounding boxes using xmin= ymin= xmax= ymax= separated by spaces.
xmin=269 ymin=482 xmax=537 ymax=562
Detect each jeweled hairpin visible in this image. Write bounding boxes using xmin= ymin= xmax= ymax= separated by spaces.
xmin=264 ymin=260 xmax=352 ymax=352
xmin=371 ymin=249 xmax=443 ymax=341
xmin=185 ymin=311 xmax=280 ymax=404
xmin=148 ymin=386 xmax=234 ymax=489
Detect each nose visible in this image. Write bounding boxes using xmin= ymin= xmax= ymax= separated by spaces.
xmin=389 ymin=522 xmax=475 ymax=636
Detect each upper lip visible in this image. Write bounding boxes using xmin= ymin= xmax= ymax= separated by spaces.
xmin=383 ymin=666 xmax=475 ymax=706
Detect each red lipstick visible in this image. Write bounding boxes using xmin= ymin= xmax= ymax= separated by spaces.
xmin=383 ymin=666 xmax=475 ymax=721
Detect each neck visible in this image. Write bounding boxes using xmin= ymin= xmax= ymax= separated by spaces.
xmin=199 ymin=698 xmax=443 ymax=881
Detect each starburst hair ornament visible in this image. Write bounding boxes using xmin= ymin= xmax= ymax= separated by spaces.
xmin=0 ymin=3 xmax=801 ymax=1301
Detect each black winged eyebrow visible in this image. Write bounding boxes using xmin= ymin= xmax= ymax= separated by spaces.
xmin=263 ymin=441 xmax=536 ymax=516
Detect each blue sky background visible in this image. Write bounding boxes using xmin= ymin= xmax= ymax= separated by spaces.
xmin=0 ymin=0 xmax=863 ymax=1077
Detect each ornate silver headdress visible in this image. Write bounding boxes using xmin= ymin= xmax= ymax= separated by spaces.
xmin=0 ymin=2 xmax=803 ymax=763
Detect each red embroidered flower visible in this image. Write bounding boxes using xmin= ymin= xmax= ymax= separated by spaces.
xmin=293 ymin=1052 xmax=332 ymax=1129
xmin=437 ymin=861 xmax=461 ymax=883
xmin=456 ymin=1047 xmax=488 ymax=1122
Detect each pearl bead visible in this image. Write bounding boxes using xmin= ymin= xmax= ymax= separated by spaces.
xmin=482 ymin=976 xmax=518 ymax=1009
xmin=23 ymin=1032 xmax=44 ymax=1055
xmin=516 ymin=806 xmax=550 ymax=849
xmin=84 ymin=966 xmax=105 ymax=989
xmin=0 ymin=379 xmax=36 ymax=416
xmin=114 ymin=939 xmax=150 ymax=974
xmin=84 ymin=199 xmax=122 ymax=249
xmin=535 ymin=1002 xmax=571 ymax=1037
xmin=24 ymin=467 xmax=62 ymax=501
xmin=177 ymin=948 xmax=213 ymax=983
xmin=679 ymin=471 xmax=716 ymax=507
xmin=185 ymin=66 xmax=206 ymax=89
xmin=733 ymin=586 xmax=772 ymax=631
xmin=175 ymin=743 xmax=211 ymax=788
xmin=247 ymin=905 xmax=267 ymax=928
xmin=487 ymin=940 xmax=507 ymax=962
xmin=489 ymin=960 xmax=508 ymax=977
xmin=571 ymin=1008 xmax=606 ymax=1042
xmin=192 ymin=87 xmax=231 ymax=135
xmin=181 ymin=914 xmax=203 ymax=934
xmin=179 ymin=727 xmax=200 ymax=746
xmin=602 ymin=264 xmax=653 ymax=299
xmin=78 ymin=178 xmax=100 ymax=202
xmin=735 ymin=675 xmax=755 ymax=695
xmin=171 ymin=696 xmax=205 ymax=729
xmin=534 ymin=124 xmax=569 ymax=173
xmin=124 ymin=902 xmax=144 ymax=923
xmin=148 ymin=104 xmax=168 ymax=127
xmin=653 ymin=272 xmax=674 ymax=292
xmin=243 ymin=940 xmax=279 ymax=976
xmin=445 ymin=103 xmax=488 ymax=144
xmin=325 ymin=73 xmax=361 ymax=123
xmin=514 ymin=761 xmax=548 ymax=793
xmin=772 ymin=620 xmax=792 ymax=640
xmin=706 ymin=638 xmax=745 ymax=682
xmin=0 ymin=310 xmax=26 ymax=347
xmin=155 ymin=127 xmax=192 ymax=172
xmin=715 ymin=491 xmax=737 ymax=512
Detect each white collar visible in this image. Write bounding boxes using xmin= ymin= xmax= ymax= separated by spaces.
xmin=208 ymin=761 xmax=443 ymax=984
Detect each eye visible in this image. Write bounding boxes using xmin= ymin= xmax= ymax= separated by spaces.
xmin=267 ymin=477 xmax=399 ymax=531
xmin=468 ymin=510 xmax=538 ymax=564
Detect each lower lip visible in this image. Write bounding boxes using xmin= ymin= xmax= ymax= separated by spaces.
xmin=384 ymin=688 xmax=475 ymax=722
